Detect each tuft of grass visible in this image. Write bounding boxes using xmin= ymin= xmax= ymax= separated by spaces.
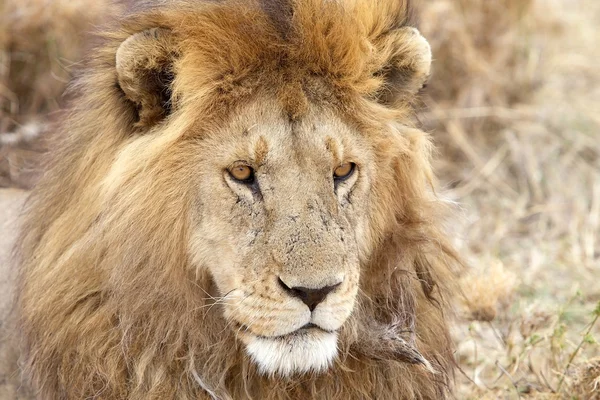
xmin=558 ymin=302 xmax=600 ymax=395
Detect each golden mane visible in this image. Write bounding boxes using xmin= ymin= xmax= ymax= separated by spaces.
xmin=17 ymin=0 xmax=460 ymax=398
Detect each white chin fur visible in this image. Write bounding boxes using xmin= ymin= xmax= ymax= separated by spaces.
xmin=245 ymin=331 xmax=338 ymax=377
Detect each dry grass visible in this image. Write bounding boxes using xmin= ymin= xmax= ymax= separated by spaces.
xmin=420 ymin=0 xmax=600 ymax=398
xmin=0 ymin=0 xmax=113 ymax=187
xmin=0 ymin=0 xmax=598 ymax=398
xmin=0 ymin=0 xmax=111 ymax=131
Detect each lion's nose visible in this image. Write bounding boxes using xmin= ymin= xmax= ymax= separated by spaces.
xmin=278 ymin=277 xmax=341 ymax=311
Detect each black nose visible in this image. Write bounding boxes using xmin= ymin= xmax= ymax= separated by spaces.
xmin=278 ymin=278 xmax=341 ymax=311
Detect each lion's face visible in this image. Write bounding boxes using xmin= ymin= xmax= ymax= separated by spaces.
xmin=188 ymin=99 xmax=373 ymax=375
xmin=110 ymin=11 xmax=433 ymax=377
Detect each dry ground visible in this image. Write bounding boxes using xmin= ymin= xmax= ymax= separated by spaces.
xmin=0 ymin=0 xmax=599 ymax=399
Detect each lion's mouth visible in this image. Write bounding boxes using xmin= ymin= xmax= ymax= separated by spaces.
xmin=294 ymin=322 xmax=321 ymax=333
xmin=267 ymin=322 xmax=334 ymax=338
xmin=239 ymin=322 xmax=335 ymax=340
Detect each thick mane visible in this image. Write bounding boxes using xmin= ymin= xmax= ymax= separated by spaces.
xmin=17 ymin=0 xmax=459 ymax=399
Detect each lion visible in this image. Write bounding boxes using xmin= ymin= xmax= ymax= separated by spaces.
xmin=15 ymin=0 xmax=461 ymax=398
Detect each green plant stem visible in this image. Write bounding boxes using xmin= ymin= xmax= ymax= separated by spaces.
xmin=556 ymin=310 xmax=600 ymax=393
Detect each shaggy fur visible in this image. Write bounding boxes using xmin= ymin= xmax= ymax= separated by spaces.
xmin=17 ymin=0 xmax=460 ymax=399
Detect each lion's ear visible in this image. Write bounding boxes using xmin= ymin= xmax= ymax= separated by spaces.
xmin=375 ymin=27 xmax=432 ymax=105
xmin=116 ymin=28 xmax=177 ymax=129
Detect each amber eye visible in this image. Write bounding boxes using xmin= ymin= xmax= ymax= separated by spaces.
xmin=333 ymin=162 xmax=355 ymax=181
xmin=229 ymin=164 xmax=254 ymax=183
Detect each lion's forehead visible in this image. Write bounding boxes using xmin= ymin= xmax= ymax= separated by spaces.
xmin=195 ymin=98 xmax=368 ymax=167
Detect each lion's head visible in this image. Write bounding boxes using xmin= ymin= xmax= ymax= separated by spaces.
xmin=18 ymin=0 xmax=459 ymax=398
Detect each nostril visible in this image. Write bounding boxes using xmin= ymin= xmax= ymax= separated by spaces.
xmin=291 ymin=287 xmax=305 ymax=297
xmin=278 ymin=277 xmax=342 ymax=311
xmin=278 ymin=277 xmax=292 ymax=292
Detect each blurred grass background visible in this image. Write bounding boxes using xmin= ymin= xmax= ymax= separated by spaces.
xmin=1 ymin=0 xmax=599 ymax=398
xmin=420 ymin=0 xmax=600 ymax=398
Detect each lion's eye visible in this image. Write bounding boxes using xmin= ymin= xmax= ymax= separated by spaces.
xmin=229 ymin=164 xmax=254 ymax=183
xmin=333 ymin=162 xmax=355 ymax=181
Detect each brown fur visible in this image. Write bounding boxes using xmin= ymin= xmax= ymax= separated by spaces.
xmin=17 ymin=1 xmax=460 ymax=399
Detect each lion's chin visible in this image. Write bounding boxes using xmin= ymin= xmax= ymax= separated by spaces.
xmin=243 ymin=329 xmax=338 ymax=377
